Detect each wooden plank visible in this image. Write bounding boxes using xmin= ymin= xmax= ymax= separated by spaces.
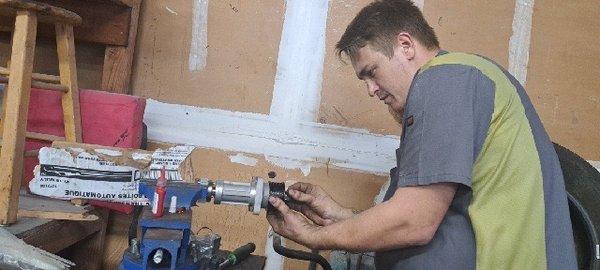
xmin=70 ymin=208 xmax=109 ymax=270
xmin=101 ymin=0 xmax=141 ymax=94
xmin=70 ymin=198 xmax=88 ymax=206
xmin=5 ymin=216 xmax=52 ymax=236
xmin=16 ymin=212 xmax=104 ymax=253
xmin=0 ymin=10 xmax=37 ymax=225
xmin=26 ymin=131 xmax=65 ymax=142
xmin=55 ymin=22 xmax=82 ymax=142
xmin=0 ymin=66 xmax=61 ymax=83
xmin=17 ymin=193 xmax=98 ymax=221
xmin=0 ymin=75 xmax=68 ymax=92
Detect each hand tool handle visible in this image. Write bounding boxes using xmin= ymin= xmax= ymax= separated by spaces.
xmin=219 ymin=242 xmax=256 ymax=269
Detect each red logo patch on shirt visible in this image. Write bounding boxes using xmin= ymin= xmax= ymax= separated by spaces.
xmin=405 ymin=115 xmax=414 ymax=127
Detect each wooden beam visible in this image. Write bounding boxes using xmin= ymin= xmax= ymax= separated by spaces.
xmin=26 ymin=131 xmax=65 ymax=142
xmin=0 ymin=10 xmax=37 ymax=225
xmin=69 ymin=208 xmax=109 ymax=270
xmin=16 ymin=213 xmax=104 ymax=253
xmin=0 ymin=75 xmax=68 ymax=92
xmin=0 ymin=66 xmax=61 ymax=83
xmin=101 ymin=0 xmax=141 ymax=94
xmin=17 ymin=193 xmax=98 ymax=221
xmin=55 ymin=22 xmax=82 ymax=142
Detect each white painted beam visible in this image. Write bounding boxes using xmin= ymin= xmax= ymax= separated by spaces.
xmin=145 ymin=99 xmax=399 ymax=175
xmin=189 ymin=0 xmax=209 ymax=71
xmin=508 ymin=0 xmax=534 ymax=85
xmin=269 ymin=0 xmax=329 ymax=123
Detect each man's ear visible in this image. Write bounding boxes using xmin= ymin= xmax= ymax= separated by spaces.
xmin=395 ymin=32 xmax=415 ymax=60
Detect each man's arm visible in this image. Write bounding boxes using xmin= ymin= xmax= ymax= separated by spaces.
xmin=310 ymin=182 xmax=457 ymax=251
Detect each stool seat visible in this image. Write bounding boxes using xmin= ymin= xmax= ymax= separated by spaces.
xmin=0 ymin=0 xmax=82 ymax=25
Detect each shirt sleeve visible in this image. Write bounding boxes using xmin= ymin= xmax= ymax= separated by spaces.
xmin=393 ymin=64 xmax=495 ymax=188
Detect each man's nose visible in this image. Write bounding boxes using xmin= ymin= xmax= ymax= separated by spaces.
xmin=366 ymin=80 xmax=379 ymax=97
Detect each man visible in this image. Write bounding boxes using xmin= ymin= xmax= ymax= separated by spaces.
xmin=266 ymin=0 xmax=577 ymax=269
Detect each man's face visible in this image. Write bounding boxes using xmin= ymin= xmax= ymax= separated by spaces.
xmin=351 ymin=45 xmax=413 ymax=121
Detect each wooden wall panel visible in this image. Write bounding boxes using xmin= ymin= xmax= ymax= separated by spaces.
xmin=319 ymin=0 xmax=400 ymax=135
xmin=423 ymin=0 xmax=516 ymax=68
xmin=319 ymin=0 xmax=516 ymax=135
xmin=527 ymin=0 xmax=600 ymax=160
xmin=131 ymin=0 xmax=284 ymax=113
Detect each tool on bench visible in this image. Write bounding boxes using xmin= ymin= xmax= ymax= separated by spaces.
xmin=217 ymin=242 xmax=256 ymax=269
xmin=119 ymin=174 xmax=331 ymax=270
xmin=120 ymin=176 xmax=281 ymax=270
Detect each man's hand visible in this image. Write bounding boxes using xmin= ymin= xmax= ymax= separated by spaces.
xmin=286 ymin=182 xmax=354 ymax=226
xmin=266 ymin=196 xmax=320 ymax=248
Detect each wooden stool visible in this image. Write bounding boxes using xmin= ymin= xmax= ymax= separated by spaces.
xmin=0 ymin=0 xmax=82 ymax=225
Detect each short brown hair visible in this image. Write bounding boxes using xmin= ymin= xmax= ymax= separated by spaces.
xmin=336 ymin=0 xmax=439 ymax=61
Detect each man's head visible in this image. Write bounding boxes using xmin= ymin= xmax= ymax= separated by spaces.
xmin=336 ymin=0 xmax=439 ymax=121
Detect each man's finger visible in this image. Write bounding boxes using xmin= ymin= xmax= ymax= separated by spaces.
xmin=289 ymin=182 xmax=313 ymax=193
xmin=288 ymin=189 xmax=315 ymax=203
xmin=303 ymin=210 xmax=328 ymax=226
xmin=269 ymin=196 xmax=291 ymax=214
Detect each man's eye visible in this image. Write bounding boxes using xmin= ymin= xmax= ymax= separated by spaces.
xmin=368 ymin=69 xmax=376 ymax=78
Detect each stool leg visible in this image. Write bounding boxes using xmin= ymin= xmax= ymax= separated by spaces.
xmin=0 ymin=82 xmax=6 ymax=135
xmin=56 ymin=23 xmax=82 ymax=142
xmin=0 ymin=10 xmax=37 ymax=225
xmin=0 ymin=27 xmax=15 ymax=139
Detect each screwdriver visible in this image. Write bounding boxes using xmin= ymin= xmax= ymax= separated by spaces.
xmin=218 ymin=243 xmax=256 ymax=269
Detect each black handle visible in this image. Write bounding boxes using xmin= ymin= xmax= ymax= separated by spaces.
xmin=230 ymin=242 xmax=256 ymax=264
xmin=219 ymin=242 xmax=256 ymax=269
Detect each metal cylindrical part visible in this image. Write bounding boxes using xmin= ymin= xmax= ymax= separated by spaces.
xmin=212 ymin=178 xmax=270 ymax=214
xmin=213 ymin=180 xmax=254 ymax=205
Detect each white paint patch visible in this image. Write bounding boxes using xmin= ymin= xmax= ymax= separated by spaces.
xmin=269 ymin=0 xmax=329 ymax=123
xmin=266 ymin=155 xmax=312 ymax=176
xmin=94 ymin=149 xmax=123 ymax=157
xmin=229 ymin=153 xmax=258 ymax=166
xmin=165 ymin=6 xmax=178 ymax=15
xmin=189 ymin=0 xmax=209 ymax=71
xmin=264 ymin=228 xmax=284 ymax=270
xmin=508 ymin=0 xmax=534 ymax=86
xmin=145 ymin=99 xmax=399 ymax=175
